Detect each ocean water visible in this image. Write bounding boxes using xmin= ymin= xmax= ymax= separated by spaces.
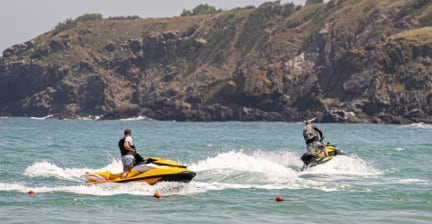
xmin=0 ymin=117 xmax=431 ymax=224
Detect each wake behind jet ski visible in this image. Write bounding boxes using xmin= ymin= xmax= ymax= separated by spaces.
xmin=300 ymin=141 xmax=344 ymax=171
xmin=84 ymin=157 xmax=196 ymax=185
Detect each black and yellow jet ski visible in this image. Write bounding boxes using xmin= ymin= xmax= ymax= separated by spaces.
xmin=300 ymin=142 xmax=344 ymax=171
xmin=83 ymin=157 xmax=196 ymax=185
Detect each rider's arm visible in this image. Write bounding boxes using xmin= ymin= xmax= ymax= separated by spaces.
xmin=314 ymin=126 xmax=328 ymax=157
xmin=314 ymin=126 xmax=323 ymax=140
xmin=123 ymin=139 xmax=136 ymax=154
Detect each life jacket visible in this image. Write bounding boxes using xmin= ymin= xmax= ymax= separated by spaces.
xmin=118 ymin=137 xmax=136 ymax=156
xmin=303 ymin=124 xmax=318 ymax=142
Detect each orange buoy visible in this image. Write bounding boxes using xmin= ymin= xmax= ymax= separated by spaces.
xmin=28 ymin=190 xmax=35 ymax=195
xmin=153 ymin=193 xmax=161 ymax=199
xmin=275 ymin=196 xmax=284 ymax=202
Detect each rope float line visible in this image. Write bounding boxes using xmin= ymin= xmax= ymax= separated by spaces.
xmin=27 ymin=190 xmax=301 ymax=202
xmin=152 ymin=193 xmax=305 ymax=202
xmin=27 ymin=190 xmax=405 ymax=202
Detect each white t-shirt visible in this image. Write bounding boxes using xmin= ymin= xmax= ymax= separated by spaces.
xmin=125 ymin=136 xmax=134 ymax=147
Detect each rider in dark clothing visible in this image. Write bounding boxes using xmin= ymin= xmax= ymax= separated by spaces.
xmin=303 ymin=119 xmax=323 ymax=144
xmin=301 ymin=119 xmax=328 ymax=168
xmin=118 ymin=129 xmax=139 ymax=179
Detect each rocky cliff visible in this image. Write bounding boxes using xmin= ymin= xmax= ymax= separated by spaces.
xmin=1 ymin=0 xmax=432 ymax=123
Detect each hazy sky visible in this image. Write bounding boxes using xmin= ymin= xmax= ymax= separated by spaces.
xmin=0 ymin=0 xmax=307 ymax=54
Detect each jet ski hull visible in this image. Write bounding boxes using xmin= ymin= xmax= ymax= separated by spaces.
xmin=84 ymin=157 xmax=196 ymax=185
xmin=300 ymin=142 xmax=344 ymax=171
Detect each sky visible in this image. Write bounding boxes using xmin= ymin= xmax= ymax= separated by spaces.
xmin=0 ymin=0 xmax=307 ymax=55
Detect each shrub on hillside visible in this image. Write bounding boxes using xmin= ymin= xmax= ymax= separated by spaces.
xmin=181 ymin=4 xmax=219 ymax=16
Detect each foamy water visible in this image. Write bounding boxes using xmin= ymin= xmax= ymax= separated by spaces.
xmin=14 ymin=150 xmax=386 ymax=197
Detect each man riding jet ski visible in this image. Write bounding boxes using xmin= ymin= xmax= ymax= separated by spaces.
xmin=300 ymin=118 xmax=344 ymax=171
xmin=84 ymin=129 xmax=196 ymax=184
xmin=83 ymin=156 xmax=196 ymax=185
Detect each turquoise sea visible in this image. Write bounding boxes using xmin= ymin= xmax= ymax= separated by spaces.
xmin=0 ymin=117 xmax=431 ymax=223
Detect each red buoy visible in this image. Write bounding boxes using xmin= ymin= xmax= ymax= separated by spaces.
xmin=28 ymin=190 xmax=36 ymax=195
xmin=275 ymin=196 xmax=284 ymax=202
xmin=153 ymin=193 xmax=161 ymax=199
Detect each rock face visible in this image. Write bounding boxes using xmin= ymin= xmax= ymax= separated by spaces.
xmin=1 ymin=0 xmax=432 ymax=123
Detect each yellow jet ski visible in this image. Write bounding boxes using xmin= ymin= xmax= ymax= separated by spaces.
xmin=300 ymin=142 xmax=344 ymax=171
xmin=84 ymin=157 xmax=196 ymax=185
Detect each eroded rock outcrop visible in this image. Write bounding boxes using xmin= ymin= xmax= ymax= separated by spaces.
xmin=1 ymin=0 xmax=432 ymax=123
